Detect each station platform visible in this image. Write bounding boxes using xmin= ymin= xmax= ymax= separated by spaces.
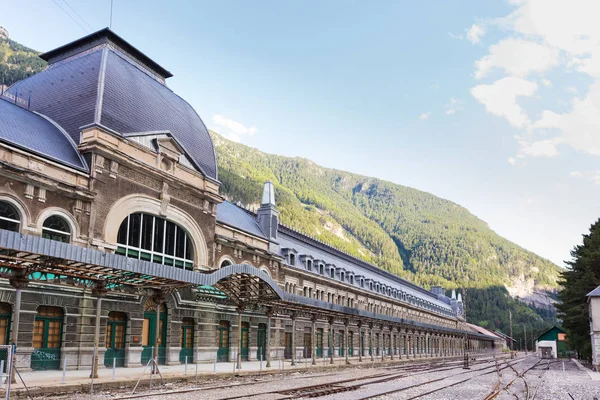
xmin=3 ymin=353 xmax=487 ymax=397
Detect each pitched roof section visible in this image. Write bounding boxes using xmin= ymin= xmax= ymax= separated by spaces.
xmin=5 ymin=32 xmax=218 ymax=180
xmin=101 ymin=51 xmax=217 ymax=179
xmin=40 ymin=28 xmax=172 ymax=80
xmin=216 ymin=201 xmax=267 ymax=239
xmin=7 ymin=49 xmax=102 ymax=145
xmin=587 ymin=286 xmax=600 ymax=297
xmin=0 ymin=98 xmax=88 ymax=171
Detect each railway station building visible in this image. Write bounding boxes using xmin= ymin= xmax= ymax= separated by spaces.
xmin=0 ymin=28 xmax=501 ymax=373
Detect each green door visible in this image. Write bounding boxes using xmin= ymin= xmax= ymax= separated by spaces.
xmin=303 ymin=332 xmax=311 ymax=358
xmin=105 ymin=312 xmax=127 ymax=367
xmin=141 ymin=308 xmax=167 ymax=365
xmin=348 ymin=332 xmax=354 ymax=356
xmin=31 ymin=306 xmax=63 ymax=371
xmin=316 ymin=329 xmax=323 ymax=358
xmin=361 ymin=332 xmax=365 ymax=357
xmin=217 ymin=321 xmax=230 ymax=362
xmin=179 ymin=318 xmax=194 ymax=363
xmin=338 ymin=331 xmax=344 ymax=357
xmin=257 ymin=324 xmax=266 ymax=360
xmin=0 ymin=303 xmax=11 ymax=372
xmin=240 ymin=322 xmax=249 ymax=361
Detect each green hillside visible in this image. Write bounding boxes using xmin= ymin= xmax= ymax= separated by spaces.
xmin=0 ymin=27 xmax=558 ymax=343
xmin=212 ymin=131 xmax=560 ymax=340
xmin=0 ymin=27 xmax=46 ymax=88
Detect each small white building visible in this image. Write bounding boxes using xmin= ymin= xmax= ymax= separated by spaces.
xmin=587 ymin=286 xmax=600 ymax=369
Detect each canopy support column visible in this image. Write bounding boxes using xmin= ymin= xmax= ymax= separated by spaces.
xmin=90 ymin=282 xmax=107 ymax=379
xmin=266 ymin=309 xmax=272 ymax=368
xmin=9 ymin=273 xmax=28 ymax=384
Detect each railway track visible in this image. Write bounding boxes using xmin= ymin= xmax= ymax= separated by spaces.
xmin=483 ymin=356 xmax=549 ymax=400
xmin=114 ymin=354 xmax=511 ymax=400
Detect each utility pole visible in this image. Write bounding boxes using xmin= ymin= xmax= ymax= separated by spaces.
xmin=462 ymin=288 xmax=469 ymax=369
xmin=509 ymin=311 xmax=513 ymax=352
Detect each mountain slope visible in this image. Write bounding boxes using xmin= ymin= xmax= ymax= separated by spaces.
xmin=0 ymin=27 xmax=46 ymax=89
xmin=212 ymin=132 xmax=561 ymax=305
xmin=0 ymin=29 xmax=559 ymax=340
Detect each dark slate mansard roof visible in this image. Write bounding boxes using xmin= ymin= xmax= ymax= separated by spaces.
xmin=215 ymin=201 xmax=456 ymax=315
xmin=3 ymin=28 xmax=218 ymax=181
xmin=0 ymin=98 xmax=88 ymax=171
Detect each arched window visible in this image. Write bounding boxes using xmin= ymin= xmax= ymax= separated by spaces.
xmin=319 ymin=264 xmax=324 ymax=275
xmin=116 ymin=213 xmax=193 ymax=270
xmin=42 ymin=215 xmax=71 ymax=243
xmin=0 ymin=201 xmax=20 ymax=232
xmin=220 ymin=259 xmax=233 ymax=268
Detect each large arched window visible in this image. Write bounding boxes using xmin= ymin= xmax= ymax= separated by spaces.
xmin=0 ymin=201 xmax=20 ymax=232
xmin=116 ymin=213 xmax=193 ymax=270
xmin=42 ymin=215 xmax=71 ymax=243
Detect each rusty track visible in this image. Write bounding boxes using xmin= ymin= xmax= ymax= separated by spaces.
xmin=114 ymin=354 xmax=511 ymax=400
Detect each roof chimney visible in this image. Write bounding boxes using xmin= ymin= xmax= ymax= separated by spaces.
xmin=257 ymin=181 xmax=280 ymax=253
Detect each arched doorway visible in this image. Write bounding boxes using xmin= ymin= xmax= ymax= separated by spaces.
xmin=0 ymin=303 xmax=10 ymax=373
xmin=142 ymin=304 xmax=167 ymax=365
xmin=105 ymin=312 xmax=127 ymax=367
xmin=240 ymin=322 xmax=249 ymax=361
xmin=316 ymin=328 xmax=323 ymax=358
xmin=257 ymin=323 xmax=267 ymax=360
xmin=217 ymin=320 xmax=230 ymax=362
xmin=180 ymin=318 xmax=194 ymax=363
xmin=31 ymin=306 xmax=64 ymax=370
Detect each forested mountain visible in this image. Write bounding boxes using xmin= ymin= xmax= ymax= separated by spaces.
xmin=0 ymin=28 xmax=559 ymax=344
xmin=0 ymin=27 xmax=46 ymax=89
xmin=212 ymin=132 xmax=560 ymax=341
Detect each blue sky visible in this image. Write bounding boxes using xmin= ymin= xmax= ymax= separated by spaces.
xmin=3 ymin=0 xmax=599 ymax=266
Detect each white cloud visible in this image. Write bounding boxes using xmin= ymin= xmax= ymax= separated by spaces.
xmin=474 ymin=38 xmax=560 ymax=79
xmin=211 ymin=114 xmax=257 ymax=143
xmin=419 ymin=112 xmax=431 ymax=120
xmin=541 ymin=78 xmax=552 ymax=87
xmin=516 ymin=136 xmax=563 ymax=157
xmin=533 ymin=81 xmax=600 ymax=155
xmin=471 ymin=77 xmax=538 ymax=128
xmin=448 ymin=32 xmax=464 ymax=40
xmin=569 ymin=170 xmax=600 ymax=184
xmin=444 ymin=97 xmax=463 ymax=115
xmin=508 ymin=157 xmax=517 ymax=165
xmin=467 ymin=24 xmax=485 ymax=44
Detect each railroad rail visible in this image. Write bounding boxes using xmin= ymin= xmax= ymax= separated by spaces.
xmin=113 ymin=355 xmax=511 ymax=400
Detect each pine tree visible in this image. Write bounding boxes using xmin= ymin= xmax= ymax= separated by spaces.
xmin=557 ymin=219 xmax=600 ymax=359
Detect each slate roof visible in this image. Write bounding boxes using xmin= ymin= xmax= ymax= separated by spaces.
xmin=587 ymin=286 xmax=600 ymax=297
xmin=5 ymin=29 xmax=217 ymax=180
xmin=216 ymin=201 xmax=267 ymax=239
xmin=467 ymin=323 xmax=501 ymax=339
xmin=0 ymin=98 xmax=88 ymax=171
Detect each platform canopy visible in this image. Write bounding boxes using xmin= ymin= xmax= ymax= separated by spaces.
xmin=0 ymin=229 xmax=497 ymax=341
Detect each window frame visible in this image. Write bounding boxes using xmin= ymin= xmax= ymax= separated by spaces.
xmin=116 ymin=213 xmax=194 ymax=270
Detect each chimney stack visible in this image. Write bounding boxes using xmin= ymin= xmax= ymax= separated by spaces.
xmin=256 ymin=181 xmax=280 ymax=253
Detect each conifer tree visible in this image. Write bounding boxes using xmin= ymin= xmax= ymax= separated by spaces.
xmin=557 ymin=219 xmax=600 ymax=359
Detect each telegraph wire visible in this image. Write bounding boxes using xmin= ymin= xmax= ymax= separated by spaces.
xmin=52 ymin=0 xmax=91 ymax=34
xmin=61 ymin=0 xmax=95 ymax=32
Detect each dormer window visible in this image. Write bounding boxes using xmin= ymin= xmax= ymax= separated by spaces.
xmin=319 ymin=264 xmax=324 ymax=275
xmin=349 ymin=275 xmax=354 ymax=285
xmin=360 ymin=279 xmax=364 ymax=288
xmin=330 ymin=269 xmax=335 ymax=279
xmin=340 ymin=272 xmax=345 ymax=282
xmin=306 ymin=259 xmax=312 ymax=271
xmin=289 ymin=253 xmax=295 ymax=266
